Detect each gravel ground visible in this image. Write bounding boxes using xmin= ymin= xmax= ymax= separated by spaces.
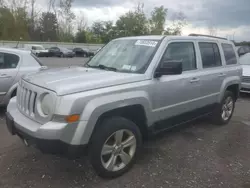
xmin=0 ymin=58 xmax=250 ymax=188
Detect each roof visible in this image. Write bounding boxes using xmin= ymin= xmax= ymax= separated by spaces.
xmin=0 ymin=47 xmax=31 ymax=55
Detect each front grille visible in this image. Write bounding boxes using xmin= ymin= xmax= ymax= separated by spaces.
xmin=17 ymin=84 xmax=37 ymax=117
xmin=242 ymin=76 xmax=250 ymax=83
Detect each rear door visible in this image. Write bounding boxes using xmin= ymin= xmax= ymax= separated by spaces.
xmin=0 ymin=52 xmax=20 ymax=103
xmin=197 ymin=41 xmax=225 ymax=106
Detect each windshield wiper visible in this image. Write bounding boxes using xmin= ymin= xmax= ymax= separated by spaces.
xmin=85 ymin=64 xmax=117 ymax=72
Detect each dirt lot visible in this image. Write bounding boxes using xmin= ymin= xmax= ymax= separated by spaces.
xmin=0 ymin=95 xmax=250 ymax=188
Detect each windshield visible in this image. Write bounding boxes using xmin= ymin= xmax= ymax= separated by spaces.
xmin=240 ymin=53 xmax=250 ymax=65
xmin=86 ymin=39 xmax=160 ymax=73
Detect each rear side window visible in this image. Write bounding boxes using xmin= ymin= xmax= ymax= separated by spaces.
xmin=199 ymin=42 xmax=222 ymax=68
xmin=162 ymin=42 xmax=196 ymax=71
xmin=222 ymin=43 xmax=237 ymax=65
xmin=0 ymin=52 xmax=19 ymax=69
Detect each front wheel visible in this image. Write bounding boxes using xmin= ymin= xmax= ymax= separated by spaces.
xmin=212 ymin=91 xmax=235 ymax=125
xmin=90 ymin=117 xmax=142 ymax=178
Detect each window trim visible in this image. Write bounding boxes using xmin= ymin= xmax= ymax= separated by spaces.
xmin=199 ymin=42 xmax=222 ymax=69
xmin=0 ymin=52 xmax=20 ymax=70
xmin=157 ymin=41 xmax=197 ymax=73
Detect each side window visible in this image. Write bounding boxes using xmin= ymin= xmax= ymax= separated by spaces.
xmin=162 ymin=42 xmax=196 ymax=71
xmin=0 ymin=52 xmax=19 ymax=69
xmin=199 ymin=42 xmax=222 ymax=68
xmin=238 ymin=47 xmax=244 ymax=54
xmin=32 ymin=46 xmax=36 ymax=50
xmin=222 ymin=43 xmax=237 ymax=65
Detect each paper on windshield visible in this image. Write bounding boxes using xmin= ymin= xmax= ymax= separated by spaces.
xmin=135 ymin=40 xmax=158 ymax=47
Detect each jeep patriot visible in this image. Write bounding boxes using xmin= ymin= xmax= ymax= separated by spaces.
xmin=6 ymin=34 xmax=242 ymax=178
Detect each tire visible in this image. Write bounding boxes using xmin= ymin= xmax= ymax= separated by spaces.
xmin=212 ymin=91 xmax=235 ymax=125
xmin=60 ymin=53 xmax=64 ymax=58
xmin=90 ymin=117 xmax=142 ymax=178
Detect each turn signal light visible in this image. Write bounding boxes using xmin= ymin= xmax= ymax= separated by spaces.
xmin=65 ymin=114 xmax=80 ymax=123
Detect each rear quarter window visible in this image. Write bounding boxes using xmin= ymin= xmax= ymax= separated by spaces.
xmin=222 ymin=43 xmax=237 ymax=65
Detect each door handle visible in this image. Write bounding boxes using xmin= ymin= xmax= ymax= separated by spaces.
xmin=0 ymin=74 xmax=11 ymax=78
xmin=190 ymin=78 xmax=200 ymax=83
xmin=218 ymin=73 xmax=226 ymax=77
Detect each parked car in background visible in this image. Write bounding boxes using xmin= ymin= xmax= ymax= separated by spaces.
xmin=236 ymin=45 xmax=250 ymax=56
xmin=0 ymin=48 xmax=45 ymax=106
xmin=6 ymin=34 xmax=242 ymax=178
xmin=73 ymin=47 xmax=94 ymax=57
xmin=239 ymin=53 xmax=250 ymax=93
xmin=48 ymin=47 xmax=75 ymax=58
xmin=24 ymin=44 xmax=49 ymax=57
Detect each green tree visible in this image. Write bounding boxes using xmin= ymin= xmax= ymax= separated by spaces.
xmin=39 ymin=12 xmax=58 ymax=41
xmin=0 ymin=7 xmax=16 ymax=40
xmin=150 ymin=6 xmax=167 ymax=35
xmin=75 ymin=30 xmax=87 ymax=43
xmin=12 ymin=7 xmax=30 ymax=40
xmin=116 ymin=3 xmax=149 ymax=37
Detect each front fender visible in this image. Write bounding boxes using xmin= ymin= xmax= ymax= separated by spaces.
xmin=71 ymin=91 xmax=152 ymax=145
xmin=2 ymin=83 xmax=18 ymax=105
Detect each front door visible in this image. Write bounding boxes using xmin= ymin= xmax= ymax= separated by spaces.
xmin=0 ymin=52 xmax=19 ymax=103
xmin=152 ymin=41 xmax=202 ymax=129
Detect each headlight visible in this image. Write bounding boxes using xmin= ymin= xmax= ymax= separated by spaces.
xmin=40 ymin=94 xmax=53 ymax=116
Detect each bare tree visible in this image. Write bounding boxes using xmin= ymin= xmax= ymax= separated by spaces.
xmin=48 ymin=0 xmax=57 ymax=15
xmin=30 ymin=0 xmax=36 ymax=29
xmin=165 ymin=11 xmax=187 ymax=35
xmin=207 ymin=20 xmax=218 ymax=36
xmin=0 ymin=0 xmax=6 ymax=6
xmin=76 ymin=11 xmax=87 ymax=31
xmin=208 ymin=25 xmax=217 ymax=36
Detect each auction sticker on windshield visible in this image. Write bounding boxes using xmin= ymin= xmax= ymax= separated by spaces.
xmin=135 ymin=40 xmax=158 ymax=47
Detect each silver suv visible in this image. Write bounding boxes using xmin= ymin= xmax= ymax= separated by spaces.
xmin=6 ymin=35 xmax=242 ymax=178
xmin=0 ymin=48 xmax=43 ymax=106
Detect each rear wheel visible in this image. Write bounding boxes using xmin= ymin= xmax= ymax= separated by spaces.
xmin=90 ymin=117 xmax=142 ymax=178
xmin=212 ymin=91 xmax=235 ymax=125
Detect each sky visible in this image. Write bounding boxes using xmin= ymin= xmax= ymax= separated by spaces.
xmin=38 ymin=0 xmax=250 ymax=42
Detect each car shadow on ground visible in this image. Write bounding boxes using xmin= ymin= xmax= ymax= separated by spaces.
xmin=138 ymin=117 xmax=220 ymax=164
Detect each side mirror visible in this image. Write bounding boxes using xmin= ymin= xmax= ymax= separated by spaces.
xmin=155 ymin=60 xmax=182 ymax=78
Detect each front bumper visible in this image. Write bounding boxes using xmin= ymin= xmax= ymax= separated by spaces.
xmin=6 ymin=98 xmax=87 ymax=157
xmin=240 ymin=82 xmax=250 ymax=93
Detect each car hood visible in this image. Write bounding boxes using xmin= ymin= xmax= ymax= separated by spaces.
xmin=242 ymin=65 xmax=250 ymax=76
xmin=22 ymin=66 xmax=147 ymax=95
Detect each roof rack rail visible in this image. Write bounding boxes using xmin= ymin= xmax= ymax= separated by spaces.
xmin=189 ymin=33 xmax=227 ymax=40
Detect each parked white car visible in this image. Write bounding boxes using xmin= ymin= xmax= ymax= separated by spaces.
xmin=239 ymin=53 xmax=250 ymax=93
xmin=0 ymin=48 xmax=45 ymax=106
xmin=24 ymin=44 xmax=49 ymax=57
